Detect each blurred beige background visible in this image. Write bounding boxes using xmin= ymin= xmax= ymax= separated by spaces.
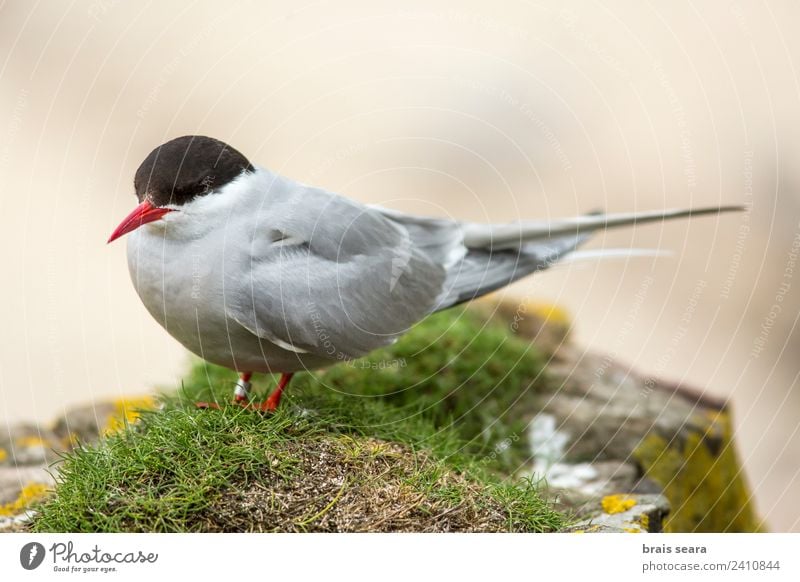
xmin=0 ymin=0 xmax=798 ymax=530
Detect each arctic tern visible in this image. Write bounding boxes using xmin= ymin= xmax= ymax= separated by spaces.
xmin=108 ymin=135 xmax=742 ymax=411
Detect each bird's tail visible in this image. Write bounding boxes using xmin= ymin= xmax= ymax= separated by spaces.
xmin=461 ymin=205 xmax=745 ymax=250
xmin=434 ymin=205 xmax=743 ymax=310
xmin=556 ymin=247 xmax=673 ymax=264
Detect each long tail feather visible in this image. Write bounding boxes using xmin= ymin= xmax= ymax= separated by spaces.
xmin=557 ymin=248 xmax=673 ymax=264
xmin=462 ymin=205 xmax=745 ymax=250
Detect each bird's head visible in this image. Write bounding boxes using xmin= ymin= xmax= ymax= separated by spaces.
xmin=107 ymin=135 xmax=253 ymax=243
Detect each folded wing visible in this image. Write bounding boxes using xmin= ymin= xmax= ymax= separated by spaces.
xmin=224 ymin=174 xmax=446 ymax=360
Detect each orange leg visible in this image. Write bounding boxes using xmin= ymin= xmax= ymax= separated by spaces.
xmin=259 ymin=373 xmax=294 ymax=412
xmin=196 ymin=372 xmax=294 ymax=413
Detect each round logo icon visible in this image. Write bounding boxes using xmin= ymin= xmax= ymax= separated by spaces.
xmin=20 ymin=542 xmax=46 ymax=570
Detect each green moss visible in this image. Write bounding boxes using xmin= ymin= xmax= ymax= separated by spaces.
xmin=633 ymin=410 xmax=763 ymax=532
xmin=31 ymin=308 xmax=563 ymax=533
xmin=184 ymin=307 xmax=550 ymax=473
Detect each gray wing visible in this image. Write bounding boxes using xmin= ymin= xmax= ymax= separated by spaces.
xmin=372 ymin=206 xmax=588 ymax=311
xmin=225 ymin=175 xmax=446 ymax=360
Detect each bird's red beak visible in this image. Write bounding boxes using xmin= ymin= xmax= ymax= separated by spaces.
xmin=107 ymin=200 xmax=173 ymax=243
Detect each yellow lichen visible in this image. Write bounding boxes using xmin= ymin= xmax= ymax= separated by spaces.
xmin=0 ymin=448 xmax=7 ymax=463
xmin=640 ymin=513 xmax=650 ymax=531
xmin=602 ymin=494 xmax=637 ymax=514
xmin=0 ymin=483 xmax=50 ymax=517
xmin=526 ymin=301 xmax=571 ymax=326
xmin=15 ymin=436 xmax=48 ymax=448
xmin=61 ymin=432 xmax=79 ymax=449
xmin=633 ymin=409 xmax=762 ymax=532
xmin=624 ymin=527 xmax=643 ymax=533
xmin=103 ymin=396 xmax=156 ymax=435
xmin=477 ymin=296 xmax=571 ymax=326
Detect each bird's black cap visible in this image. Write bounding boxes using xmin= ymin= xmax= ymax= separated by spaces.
xmin=134 ymin=135 xmax=254 ymax=207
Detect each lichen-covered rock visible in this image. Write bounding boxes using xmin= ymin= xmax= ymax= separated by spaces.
xmin=0 ymin=467 xmax=55 ymax=530
xmin=564 ymin=494 xmax=671 ymax=533
xmin=0 ymin=396 xmax=156 ymax=530
xmin=0 ymin=424 xmax=61 ymax=466
xmin=473 ymin=298 xmax=572 ymax=355
xmin=633 ymin=411 xmax=761 ymax=532
xmin=50 ymin=396 xmax=157 ymax=445
xmin=519 ymin=326 xmax=761 ymax=532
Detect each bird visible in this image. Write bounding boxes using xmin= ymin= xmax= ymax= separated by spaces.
xmin=108 ymin=135 xmax=742 ymax=412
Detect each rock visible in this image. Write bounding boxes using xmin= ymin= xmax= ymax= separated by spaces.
xmin=473 ymin=298 xmax=573 ymax=356
xmin=516 ymin=321 xmax=761 ymax=532
xmin=564 ymin=494 xmax=671 ymax=533
xmin=0 ymin=424 xmax=61 ymax=465
xmin=50 ymin=396 xmax=158 ymax=446
xmin=633 ymin=413 xmax=759 ymax=532
xmin=0 ymin=468 xmax=54 ymax=530
xmin=432 ymin=300 xmax=760 ymax=532
xmin=0 ymin=396 xmax=156 ymax=531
